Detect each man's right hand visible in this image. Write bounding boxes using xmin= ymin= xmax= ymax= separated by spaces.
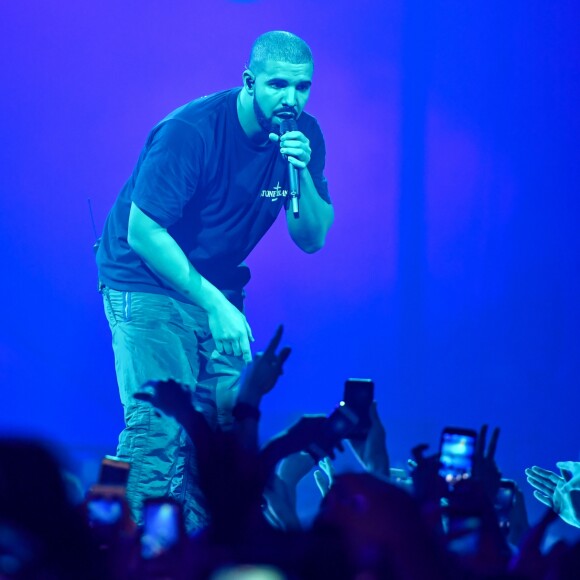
xmin=207 ymin=298 xmax=254 ymax=363
xmin=127 ymin=203 xmax=255 ymax=362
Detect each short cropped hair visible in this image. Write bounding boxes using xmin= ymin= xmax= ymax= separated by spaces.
xmin=248 ymin=31 xmax=313 ymax=73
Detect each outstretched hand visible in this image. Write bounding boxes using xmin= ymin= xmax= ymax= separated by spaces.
xmin=525 ymin=462 xmax=580 ymax=528
xmin=237 ymin=324 xmax=291 ymax=406
xmin=133 ymin=379 xmax=213 ymax=454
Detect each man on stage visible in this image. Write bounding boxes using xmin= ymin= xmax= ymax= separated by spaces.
xmin=96 ymin=31 xmax=333 ymax=530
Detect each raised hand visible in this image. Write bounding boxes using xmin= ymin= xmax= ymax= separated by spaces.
xmin=134 ymin=379 xmax=195 ymax=425
xmin=409 ymin=443 xmax=447 ymax=503
xmin=525 ymin=462 xmax=580 ymax=528
xmin=280 ymin=415 xmax=330 ymax=458
xmin=556 ymin=460 xmax=580 ymax=482
xmin=347 ymin=402 xmax=390 ymax=478
xmin=507 ymin=482 xmax=530 ymax=546
xmin=237 ymin=324 xmax=291 ymax=406
xmin=260 ymin=414 xmax=329 ymax=479
xmin=510 ymin=508 xmax=559 ymax=578
xmin=472 ymin=424 xmax=502 ymax=501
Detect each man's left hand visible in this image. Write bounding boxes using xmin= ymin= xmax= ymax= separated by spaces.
xmin=269 ymin=131 xmax=311 ymax=169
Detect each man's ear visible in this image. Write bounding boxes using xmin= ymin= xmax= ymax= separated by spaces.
xmin=243 ymin=69 xmax=255 ymax=94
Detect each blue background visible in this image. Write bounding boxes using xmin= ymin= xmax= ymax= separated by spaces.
xmin=1 ymin=0 xmax=579 ymax=541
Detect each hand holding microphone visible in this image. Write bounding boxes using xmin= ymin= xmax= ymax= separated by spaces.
xmin=273 ymin=116 xmax=312 ymax=218
xmin=280 ymin=118 xmax=300 ymax=217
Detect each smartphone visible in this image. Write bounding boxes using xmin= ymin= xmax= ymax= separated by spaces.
xmin=307 ymin=403 xmax=358 ymax=461
xmin=439 ymin=427 xmax=477 ymax=484
xmin=98 ymin=456 xmax=131 ymax=487
xmin=495 ymin=479 xmax=516 ymax=531
xmin=141 ymin=498 xmax=183 ymax=559
xmin=342 ymin=378 xmax=374 ymax=440
xmin=86 ymin=495 xmax=125 ymax=527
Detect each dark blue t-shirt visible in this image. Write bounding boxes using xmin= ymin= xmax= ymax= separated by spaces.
xmin=96 ymin=88 xmax=330 ymax=303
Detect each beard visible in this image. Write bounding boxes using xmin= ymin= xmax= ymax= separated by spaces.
xmin=253 ymin=94 xmax=277 ymax=135
xmin=253 ymin=94 xmax=297 ymax=136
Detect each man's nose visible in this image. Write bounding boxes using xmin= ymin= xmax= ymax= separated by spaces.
xmin=281 ymin=86 xmax=297 ymax=108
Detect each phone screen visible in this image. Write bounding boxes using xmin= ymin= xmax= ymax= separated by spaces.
xmin=495 ymin=480 xmax=515 ymax=529
xmin=141 ymin=500 xmax=181 ymax=559
xmin=343 ymin=379 xmax=374 ymax=440
xmin=439 ymin=429 xmax=477 ymax=484
xmin=87 ymin=496 xmax=124 ymax=527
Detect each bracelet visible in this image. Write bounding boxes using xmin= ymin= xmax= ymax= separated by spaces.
xmin=232 ymin=402 xmax=261 ymax=422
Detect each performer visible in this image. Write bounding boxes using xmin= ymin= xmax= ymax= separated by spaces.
xmin=96 ymin=31 xmax=333 ymax=530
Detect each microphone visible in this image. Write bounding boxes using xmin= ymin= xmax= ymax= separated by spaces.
xmin=280 ymin=118 xmax=300 ymax=217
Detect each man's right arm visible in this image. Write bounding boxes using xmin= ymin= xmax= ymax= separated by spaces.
xmin=127 ymin=202 xmax=253 ymax=361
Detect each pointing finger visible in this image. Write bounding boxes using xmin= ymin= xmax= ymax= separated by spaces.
xmin=264 ymin=324 xmax=283 ymax=357
xmin=476 ymin=424 xmax=488 ymax=458
xmin=487 ymin=427 xmax=500 ymax=459
xmin=278 ymin=346 xmax=292 ymax=366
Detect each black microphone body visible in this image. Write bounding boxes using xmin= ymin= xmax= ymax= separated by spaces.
xmin=280 ymin=118 xmax=300 ymax=217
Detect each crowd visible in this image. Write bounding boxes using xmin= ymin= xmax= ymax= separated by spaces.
xmin=1 ymin=326 xmax=579 ymax=579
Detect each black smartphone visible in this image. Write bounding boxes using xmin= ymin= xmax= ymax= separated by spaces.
xmin=86 ymin=495 xmax=125 ymax=528
xmin=439 ymin=427 xmax=477 ymax=484
xmin=98 ymin=456 xmax=130 ymax=487
xmin=495 ymin=479 xmax=516 ymax=531
xmin=307 ymin=403 xmax=359 ymax=461
xmin=141 ymin=498 xmax=183 ymax=560
xmin=342 ymin=378 xmax=374 ymax=440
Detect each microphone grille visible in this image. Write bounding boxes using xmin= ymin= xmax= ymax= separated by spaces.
xmin=280 ymin=118 xmax=298 ymax=135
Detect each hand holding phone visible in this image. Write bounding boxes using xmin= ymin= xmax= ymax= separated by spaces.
xmin=306 ymin=404 xmax=358 ymax=461
xmin=439 ymin=427 xmax=477 ymax=485
xmin=141 ymin=498 xmax=183 ymax=560
xmin=342 ymin=378 xmax=374 ymax=441
xmin=494 ymin=479 xmax=516 ymax=531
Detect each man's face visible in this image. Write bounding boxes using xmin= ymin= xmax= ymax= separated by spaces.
xmin=251 ymin=60 xmax=313 ymax=134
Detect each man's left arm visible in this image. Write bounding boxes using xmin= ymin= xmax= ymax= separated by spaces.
xmin=273 ymin=128 xmax=334 ymax=253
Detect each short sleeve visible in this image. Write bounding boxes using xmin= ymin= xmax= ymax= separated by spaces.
xmin=303 ymin=117 xmax=331 ymax=204
xmin=131 ymin=120 xmax=202 ymax=228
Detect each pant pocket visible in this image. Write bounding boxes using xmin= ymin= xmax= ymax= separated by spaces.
xmin=102 ymin=288 xmax=130 ymax=328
